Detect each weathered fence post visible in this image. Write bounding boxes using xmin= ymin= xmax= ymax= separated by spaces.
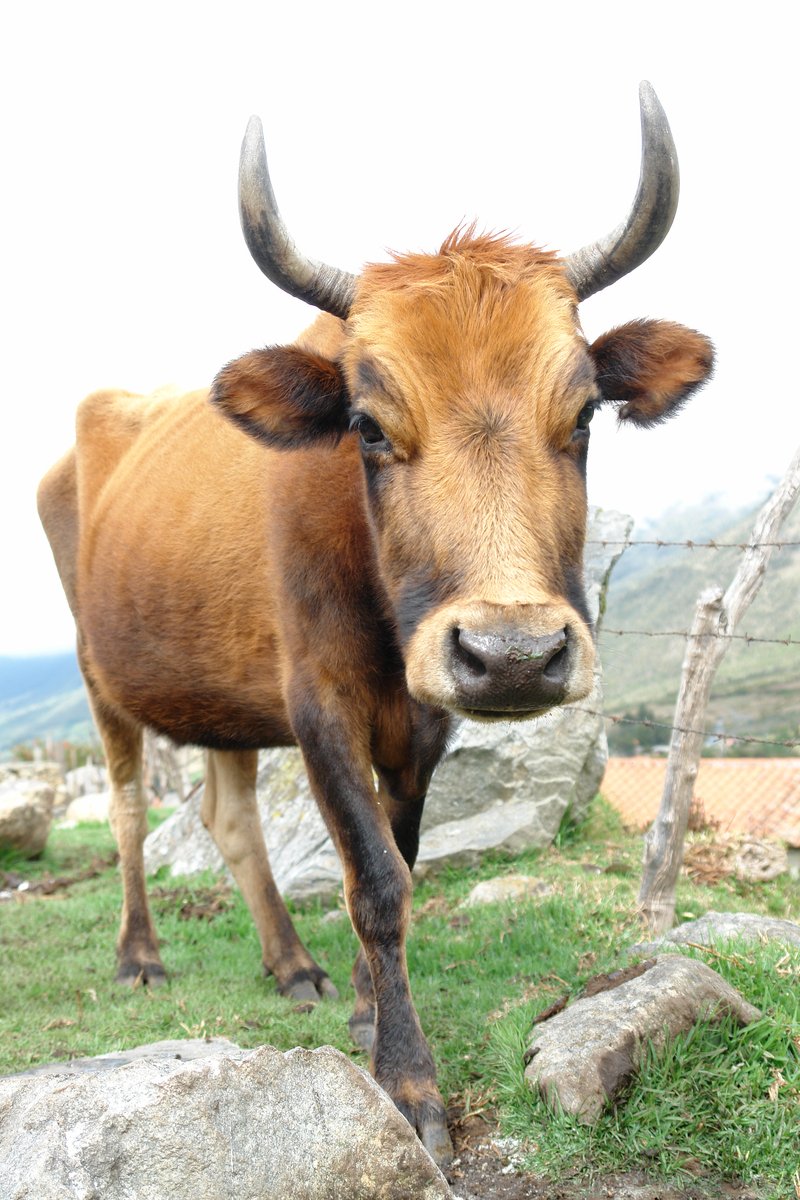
xmin=638 ymin=442 xmax=800 ymax=932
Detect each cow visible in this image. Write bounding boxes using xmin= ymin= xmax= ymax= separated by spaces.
xmin=38 ymin=83 xmax=713 ymax=1165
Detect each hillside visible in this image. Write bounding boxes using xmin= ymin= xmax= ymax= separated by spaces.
xmin=600 ymin=493 xmax=800 ymax=749
xmin=0 ymin=652 xmax=92 ymax=753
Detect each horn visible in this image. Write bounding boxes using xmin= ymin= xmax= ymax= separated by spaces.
xmin=238 ymin=116 xmax=357 ymax=319
xmin=564 ymin=82 xmax=680 ymax=302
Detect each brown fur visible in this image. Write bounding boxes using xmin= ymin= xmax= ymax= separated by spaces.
xmin=39 ymin=232 xmax=714 ymax=1160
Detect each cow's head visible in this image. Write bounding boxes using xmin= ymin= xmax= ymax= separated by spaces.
xmin=213 ymin=84 xmax=713 ymax=721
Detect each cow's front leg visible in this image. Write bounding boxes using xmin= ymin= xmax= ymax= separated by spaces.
xmin=349 ymin=783 xmax=426 ymax=1054
xmin=291 ymin=689 xmax=453 ymax=1166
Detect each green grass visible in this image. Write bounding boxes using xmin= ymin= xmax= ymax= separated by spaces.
xmin=1 ymin=797 xmax=799 ymax=1196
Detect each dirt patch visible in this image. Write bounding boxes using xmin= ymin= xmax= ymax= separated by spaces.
xmin=444 ymin=1108 xmax=761 ymax=1200
xmin=0 ymin=855 xmax=118 ymax=900
xmin=151 ymin=880 xmax=233 ymax=921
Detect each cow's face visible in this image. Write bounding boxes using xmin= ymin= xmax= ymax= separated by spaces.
xmin=213 ymin=233 xmax=713 ymax=720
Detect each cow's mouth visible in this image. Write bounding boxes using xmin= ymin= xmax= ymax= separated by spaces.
xmin=458 ymin=706 xmax=553 ymax=723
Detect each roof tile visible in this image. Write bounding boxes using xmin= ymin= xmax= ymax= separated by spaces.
xmin=601 ymin=757 xmax=800 ymax=845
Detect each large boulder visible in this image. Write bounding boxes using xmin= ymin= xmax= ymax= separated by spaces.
xmin=144 ymin=507 xmax=631 ymax=896
xmin=0 ymin=1041 xmax=451 ymax=1200
xmin=0 ymin=774 xmax=55 ymax=857
xmin=145 ymin=751 xmax=340 ymax=898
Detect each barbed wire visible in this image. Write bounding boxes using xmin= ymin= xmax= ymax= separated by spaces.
xmin=567 ymin=706 xmax=800 ymax=751
xmin=598 ymin=627 xmax=799 ymax=647
xmin=585 ymin=538 xmax=800 ymax=550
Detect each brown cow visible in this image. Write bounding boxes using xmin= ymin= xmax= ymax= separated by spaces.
xmin=38 ymin=83 xmax=712 ymax=1164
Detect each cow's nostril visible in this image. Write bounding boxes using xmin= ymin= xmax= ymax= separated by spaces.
xmin=452 ymin=627 xmax=488 ymax=677
xmin=543 ymin=642 xmax=569 ymax=682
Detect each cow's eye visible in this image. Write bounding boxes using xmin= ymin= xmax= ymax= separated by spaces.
xmin=350 ymin=413 xmax=390 ymax=451
xmin=575 ymin=402 xmax=595 ymax=431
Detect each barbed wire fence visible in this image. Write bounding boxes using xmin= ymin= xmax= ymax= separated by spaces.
xmin=585 ymin=538 xmax=800 ymax=550
xmin=615 ymin=443 xmax=800 ymax=932
xmin=579 ymin=533 xmax=800 ymax=752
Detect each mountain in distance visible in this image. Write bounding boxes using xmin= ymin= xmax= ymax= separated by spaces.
xmin=0 ymin=651 xmax=92 ymax=754
xmin=600 ymin=490 xmax=800 ymax=747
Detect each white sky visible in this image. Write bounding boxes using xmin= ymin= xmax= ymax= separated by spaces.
xmin=1 ymin=1 xmax=797 ymax=656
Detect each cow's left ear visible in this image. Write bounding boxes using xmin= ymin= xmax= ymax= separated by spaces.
xmin=589 ymin=320 xmax=714 ymax=427
xmin=211 ymin=345 xmax=350 ymax=448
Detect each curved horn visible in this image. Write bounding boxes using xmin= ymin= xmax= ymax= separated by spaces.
xmin=239 ymin=116 xmax=357 ymax=319
xmin=564 ymin=82 xmax=680 ymax=302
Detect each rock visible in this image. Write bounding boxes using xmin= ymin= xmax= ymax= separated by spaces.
xmin=0 ymin=1042 xmax=451 ymax=1200
xmin=65 ymin=762 xmax=108 ymax=798
xmin=0 ymin=776 xmax=55 ymax=857
xmin=0 ymin=761 xmax=64 ymax=791
xmin=523 ymin=954 xmax=760 ymax=1121
xmin=63 ymin=790 xmax=112 ymax=824
xmin=632 ymin=910 xmax=800 ymax=955
xmin=144 ymin=508 xmax=631 ymax=895
xmin=733 ymin=837 xmax=788 ymax=882
xmin=144 ymin=748 xmax=342 ymax=899
xmin=8 ymin=1037 xmax=242 ymax=1078
xmin=460 ymin=874 xmax=553 ymax=907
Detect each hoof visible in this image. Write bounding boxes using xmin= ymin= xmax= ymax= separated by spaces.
xmin=278 ymin=968 xmax=339 ymax=1003
xmin=396 ymin=1096 xmax=454 ymax=1169
xmin=348 ymin=1012 xmax=376 ymax=1053
xmin=115 ymin=960 xmax=167 ymax=988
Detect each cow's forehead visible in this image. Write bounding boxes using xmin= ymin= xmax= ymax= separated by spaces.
xmin=343 ymin=235 xmax=589 ymax=433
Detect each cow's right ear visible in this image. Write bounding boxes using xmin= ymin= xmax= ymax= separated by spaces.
xmin=211 ymin=346 xmax=350 ymax=448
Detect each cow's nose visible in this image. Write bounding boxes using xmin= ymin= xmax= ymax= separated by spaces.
xmin=449 ymin=626 xmax=570 ymax=713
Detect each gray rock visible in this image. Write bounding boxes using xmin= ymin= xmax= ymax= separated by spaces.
xmin=0 ymin=1042 xmax=452 ymax=1200
xmin=7 ymin=1037 xmax=241 ymax=1078
xmin=63 ymin=790 xmax=112 ymax=824
xmin=0 ymin=761 xmax=64 ymax=791
xmin=632 ymin=910 xmax=800 ymax=955
xmin=65 ymin=762 xmax=108 ymax=798
xmin=460 ymin=874 xmax=553 ymax=907
xmin=733 ymin=837 xmax=788 ymax=882
xmin=0 ymin=776 xmax=55 ymax=857
xmin=524 ymin=954 xmax=761 ymax=1121
xmin=144 ymin=508 xmax=631 ymax=895
xmin=145 ymin=748 xmax=341 ymax=899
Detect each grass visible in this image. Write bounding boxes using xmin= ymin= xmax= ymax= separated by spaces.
xmin=1 ymin=798 xmax=799 ymax=1196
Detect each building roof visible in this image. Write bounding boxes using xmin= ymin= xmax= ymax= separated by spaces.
xmin=601 ymin=757 xmax=800 ymax=846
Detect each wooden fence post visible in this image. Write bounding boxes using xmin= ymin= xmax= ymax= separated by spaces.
xmin=638 ymin=443 xmax=800 ymax=932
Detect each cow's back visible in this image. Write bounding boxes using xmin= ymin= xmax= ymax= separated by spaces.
xmin=50 ymin=385 xmax=296 ymax=748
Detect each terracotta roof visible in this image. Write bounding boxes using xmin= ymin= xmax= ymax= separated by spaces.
xmin=601 ymin=757 xmax=800 ymax=846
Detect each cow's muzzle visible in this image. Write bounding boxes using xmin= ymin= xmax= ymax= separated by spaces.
xmin=449 ymin=625 xmax=570 ymax=717
xmin=404 ymin=599 xmax=595 ymax=720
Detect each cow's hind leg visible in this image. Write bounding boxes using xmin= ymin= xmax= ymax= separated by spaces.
xmin=202 ymin=749 xmax=338 ymax=1002
xmin=82 ymin=666 xmax=165 ymax=985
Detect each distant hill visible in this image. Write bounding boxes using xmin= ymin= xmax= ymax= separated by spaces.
xmin=601 ymin=493 xmax=800 ymax=749
xmin=0 ymin=652 xmax=92 ymax=753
